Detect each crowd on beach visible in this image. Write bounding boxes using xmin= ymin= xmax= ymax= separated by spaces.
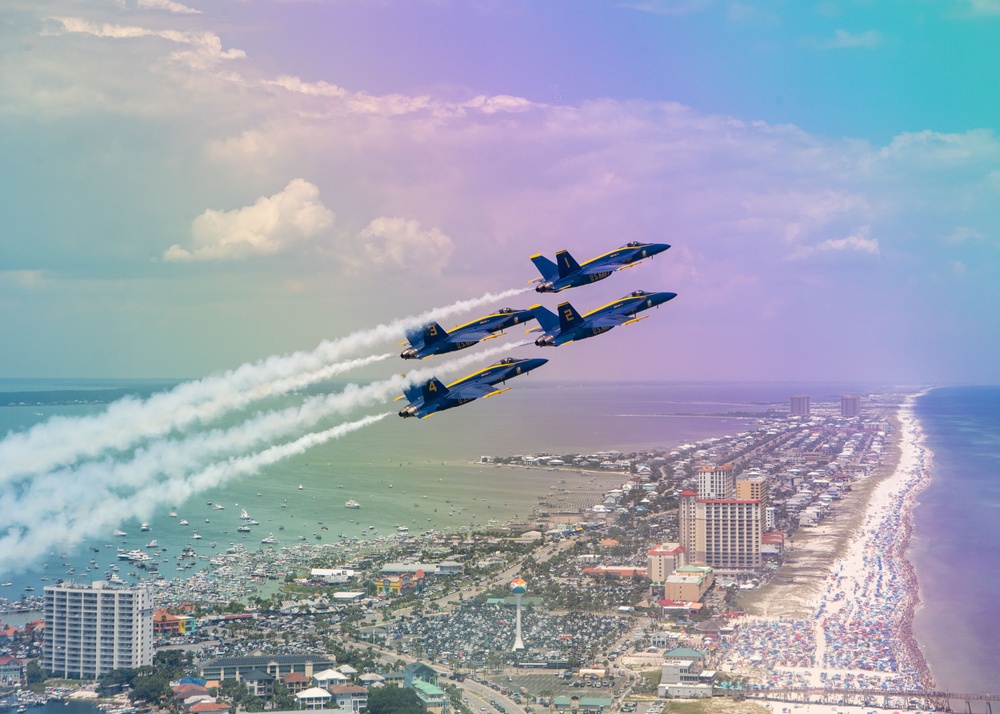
xmin=721 ymin=403 xmax=935 ymax=693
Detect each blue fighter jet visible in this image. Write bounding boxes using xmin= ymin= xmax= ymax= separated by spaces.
xmin=528 ymin=290 xmax=677 ymax=347
xmin=396 ymin=357 xmax=547 ymax=418
xmin=530 ymin=241 xmax=670 ymax=293
xmin=400 ymin=308 xmax=534 ymax=360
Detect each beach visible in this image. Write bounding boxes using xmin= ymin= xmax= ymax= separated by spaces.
xmin=721 ymin=393 xmax=935 ymax=699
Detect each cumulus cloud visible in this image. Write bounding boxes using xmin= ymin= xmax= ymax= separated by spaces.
xmin=52 ymin=17 xmax=244 ymax=69
xmin=163 ymin=179 xmax=334 ymax=261
xmin=265 ymin=75 xmax=536 ymax=118
xmin=354 ymin=217 xmax=454 ymax=273
xmin=137 ymin=0 xmax=201 ymax=14
xmin=787 ymin=225 xmax=880 ymax=260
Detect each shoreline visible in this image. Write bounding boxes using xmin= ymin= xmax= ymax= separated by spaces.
xmin=723 ymin=391 xmax=936 ymax=696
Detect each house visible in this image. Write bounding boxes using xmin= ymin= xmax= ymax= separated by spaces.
xmin=403 ymin=661 xmax=439 ymax=687
xmin=328 ymin=684 xmax=368 ymax=712
xmin=282 ymin=671 xmax=311 ymax=694
xmin=153 ymin=608 xmax=196 ymax=634
xmin=656 ymin=658 xmax=715 ymax=698
xmin=0 ymin=657 xmax=23 ymax=687
xmin=409 ymin=680 xmax=448 ymax=714
xmin=376 ymin=569 xmax=426 ymax=596
xmin=189 ymin=703 xmax=231 ymax=714
xmin=241 ymin=669 xmax=275 ymax=699
xmin=314 ymin=668 xmax=349 ymax=689
xmin=297 ymin=687 xmax=333 ymax=710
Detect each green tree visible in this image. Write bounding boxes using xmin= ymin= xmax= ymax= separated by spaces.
xmin=366 ymin=685 xmax=425 ymax=714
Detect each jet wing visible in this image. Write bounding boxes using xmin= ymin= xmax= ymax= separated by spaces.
xmin=578 ymin=262 xmax=620 ymax=276
xmin=447 ymin=381 xmax=503 ymax=402
xmin=587 ymin=313 xmax=632 ymax=329
xmin=443 ymin=326 xmax=496 ymax=343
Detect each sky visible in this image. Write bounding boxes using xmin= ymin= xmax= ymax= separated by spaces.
xmin=2 ymin=0 xmax=999 ymax=384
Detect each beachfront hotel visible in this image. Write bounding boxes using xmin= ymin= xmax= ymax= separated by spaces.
xmin=679 ymin=466 xmax=765 ymax=574
xmin=42 ymin=580 xmax=154 ymax=679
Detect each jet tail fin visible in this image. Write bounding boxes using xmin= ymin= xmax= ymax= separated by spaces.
xmin=421 ymin=377 xmax=448 ymax=403
xmin=530 ymin=254 xmax=559 ymax=282
xmin=557 ymin=301 xmax=583 ymax=331
xmin=555 ymin=250 xmax=581 ymax=279
xmin=528 ymin=304 xmax=559 ymax=334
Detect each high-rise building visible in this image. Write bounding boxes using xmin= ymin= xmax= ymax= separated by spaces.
xmin=697 ymin=499 xmax=763 ymax=571
xmin=696 ymin=464 xmax=734 ymax=500
xmin=680 ymin=496 xmax=763 ymax=571
xmin=678 ymin=491 xmax=700 ymax=557
xmin=735 ymin=475 xmax=767 ymax=505
xmin=790 ymin=395 xmax=811 ymax=417
xmin=43 ymin=581 xmax=153 ymax=679
xmin=841 ymin=394 xmax=861 ymax=418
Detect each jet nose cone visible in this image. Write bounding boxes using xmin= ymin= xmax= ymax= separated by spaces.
xmin=659 ymin=291 xmax=678 ymax=303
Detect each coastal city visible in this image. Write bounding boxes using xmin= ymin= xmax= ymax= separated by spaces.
xmin=0 ymin=391 xmax=965 ymax=714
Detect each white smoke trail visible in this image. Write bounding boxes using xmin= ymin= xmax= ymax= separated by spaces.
xmin=0 ymin=412 xmax=391 ymax=574
xmin=0 ymin=340 xmax=534 ymax=534
xmin=0 ymin=286 xmax=529 ymax=482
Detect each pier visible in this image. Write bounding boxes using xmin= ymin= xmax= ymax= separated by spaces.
xmin=732 ymin=687 xmax=1000 ymax=714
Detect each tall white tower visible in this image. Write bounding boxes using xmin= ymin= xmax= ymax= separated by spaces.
xmin=510 ymin=578 xmax=527 ymax=651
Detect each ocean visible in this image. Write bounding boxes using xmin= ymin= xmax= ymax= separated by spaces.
xmin=0 ymin=378 xmax=877 ymax=597
xmin=911 ymin=386 xmax=1000 ymax=694
xmin=12 ymin=378 xmax=994 ymax=698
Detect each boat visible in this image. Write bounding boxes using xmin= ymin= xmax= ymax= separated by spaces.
xmin=298 ymin=484 xmax=304 ymax=490
xmin=140 ymin=522 xmax=151 ymax=531
xmin=145 ymin=540 xmax=158 ymax=548
xmin=179 ymin=519 xmax=189 ymax=526
xmin=261 ymin=533 xmax=278 ymax=544
xmin=240 ymin=508 xmax=250 ymax=520
xmin=113 ymin=529 xmax=127 ymax=537
xmin=192 ymin=533 xmax=202 ymax=539
xmin=237 ymin=525 xmax=251 ymax=533
xmin=396 ymin=525 xmax=409 ymax=533
xmin=344 ymin=499 xmax=361 ymax=509
xmin=248 ymin=519 xmax=260 ymax=526
xmin=213 ymin=503 xmax=225 ymax=510
xmin=169 ymin=510 xmax=177 ymax=517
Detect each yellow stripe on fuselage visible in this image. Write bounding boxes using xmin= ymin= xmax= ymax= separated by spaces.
xmin=446 ymin=361 xmax=523 ymax=388
xmin=580 ymin=246 xmax=634 ymax=268
xmin=582 ymin=295 xmax=643 ymax=318
xmin=448 ymin=313 xmax=505 ymax=333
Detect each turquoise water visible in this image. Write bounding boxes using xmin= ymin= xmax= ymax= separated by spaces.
xmin=0 ymin=379 xmax=877 ymax=595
